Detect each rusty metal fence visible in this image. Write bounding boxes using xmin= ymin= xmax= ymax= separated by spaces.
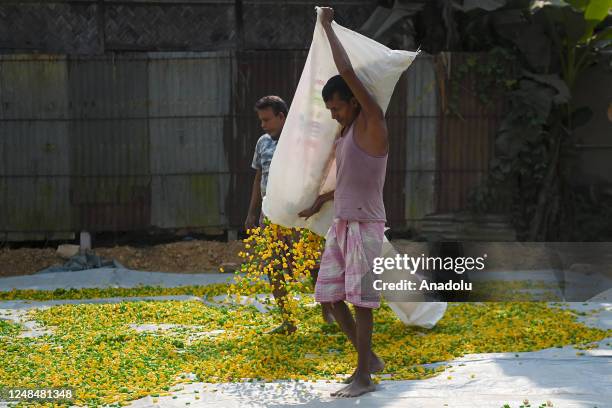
xmin=0 ymin=49 xmax=503 ymax=240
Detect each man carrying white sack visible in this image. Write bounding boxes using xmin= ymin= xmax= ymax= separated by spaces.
xmin=298 ymin=6 xmax=388 ymax=398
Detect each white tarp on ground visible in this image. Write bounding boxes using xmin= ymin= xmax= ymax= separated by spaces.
xmin=0 ymin=299 xmax=609 ymax=408
xmin=120 ymin=305 xmax=609 ymax=408
xmin=120 ymin=331 xmax=612 ymax=408
xmin=0 ymin=271 xmax=610 ymax=408
xmin=0 ymin=269 xmax=233 ymax=292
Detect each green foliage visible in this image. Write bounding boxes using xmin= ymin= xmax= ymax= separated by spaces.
xmin=448 ymin=48 xmax=518 ymax=117
xmin=443 ymin=0 xmax=612 ymax=240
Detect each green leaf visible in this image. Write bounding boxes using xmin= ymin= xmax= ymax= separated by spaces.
xmin=585 ymin=0 xmax=612 ymax=22
xmin=581 ymin=0 xmax=612 ymax=41
xmin=593 ymin=26 xmax=612 ymax=41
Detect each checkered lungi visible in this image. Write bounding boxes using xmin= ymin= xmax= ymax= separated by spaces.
xmin=315 ymin=218 xmax=385 ymax=308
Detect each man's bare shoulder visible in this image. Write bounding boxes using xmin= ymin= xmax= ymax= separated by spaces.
xmin=356 ymin=112 xmax=388 ymax=156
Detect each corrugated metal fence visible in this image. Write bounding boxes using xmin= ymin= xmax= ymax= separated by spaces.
xmin=0 ymin=52 xmax=233 ymax=240
xmin=0 ymin=51 xmax=502 ymax=240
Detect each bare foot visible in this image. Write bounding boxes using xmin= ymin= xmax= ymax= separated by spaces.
xmin=332 ymin=376 xmax=376 ymax=397
xmin=265 ymin=321 xmax=296 ymax=335
xmin=342 ymin=353 xmax=384 ymax=384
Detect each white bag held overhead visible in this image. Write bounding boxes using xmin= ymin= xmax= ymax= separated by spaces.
xmin=263 ymin=8 xmax=447 ymax=329
xmin=263 ymin=7 xmax=418 ymax=236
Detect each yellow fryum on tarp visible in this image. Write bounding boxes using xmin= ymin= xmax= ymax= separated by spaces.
xmin=263 ymin=7 xmax=446 ymax=329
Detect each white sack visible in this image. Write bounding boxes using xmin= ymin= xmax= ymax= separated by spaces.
xmin=381 ymin=236 xmax=448 ymax=328
xmin=263 ymin=8 xmax=417 ymax=235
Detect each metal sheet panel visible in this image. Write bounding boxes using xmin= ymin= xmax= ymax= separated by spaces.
xmin=0 ymin=55 xmax=69 ymax=120
xmin=149 ymin=117 xmax=229 ymax=229
xmin=406 ymin=118 xmax=437 ymax=172
xmin=70 ymin=119 xmax=150 ymax=176
xmin=151 ymin=174 xmax=227 ymax=228
xmin=68 ymin=117 xmax=151 ymax=230
xmin=229 ymin=50 xmax=308 ymax=227
xmin=384 ymin=72 xmax=408 ymax=227
xmin=70 ymin=176 xmax=151 ymax=231
xmin=434 ymin=53 xmax=505 ymax=213
xmin=1 ymin=177 xmax=72 ymax=232
xmin=0 ymin=55 xmax=73 ymax=236
xmin=148 ymin=52 xmax=231 ymax=230
xmin=69 ymin=56 xmax=148 ymax=119
xmin=405 ymin=170 xmax=436 ymax=228
xmin=148 ymin=51 xmax=231 ymax=117
xmin=149 ymin=117 xmax=227 ymax=174
xmin=437 ymin=116 xmax=497 ymax=212
xmin=402 ymin=55 xmax=438 ymax=229
xmin=405 ymin=118 xmax=437 ymax=226
xmin=406 ymin=55 xmax=438 ymax=118
xmin=0 ymin=121 xmax=70 ymax=176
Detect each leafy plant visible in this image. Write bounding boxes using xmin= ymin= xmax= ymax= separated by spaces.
xmin=449 ymin=0 xmax=612 ymax=240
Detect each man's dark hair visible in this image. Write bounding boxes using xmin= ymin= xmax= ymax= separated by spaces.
xmin=322 ymin=75 xmax=354 ymax=102
xmin=254 ymin=95 xmax=288 ymax=116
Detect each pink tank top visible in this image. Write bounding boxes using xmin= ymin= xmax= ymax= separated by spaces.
xmin=334 ymin=121 xmax=388 ymax=222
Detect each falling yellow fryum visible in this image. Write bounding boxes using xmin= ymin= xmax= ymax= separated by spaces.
xmin=228 ymin=220 xmax=324 ymax=324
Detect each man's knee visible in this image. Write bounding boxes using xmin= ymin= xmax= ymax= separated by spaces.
xmin=321 ymin=301 xmax=344 ymax=310
xmin=354 ymin=305 xmax=373 ymax=317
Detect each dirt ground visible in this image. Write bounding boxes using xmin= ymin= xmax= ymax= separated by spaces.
xmin=2 ymin=239 xmax=609 ymax=279
xmin=0 ymin=240 xmax=245 ymax=278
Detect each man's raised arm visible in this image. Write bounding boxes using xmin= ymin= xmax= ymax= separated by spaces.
xmin=319 ymin=7 xmax=385 ymax=126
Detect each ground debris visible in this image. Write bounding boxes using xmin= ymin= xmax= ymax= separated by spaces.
xmin=0 ymin=240 xmax=244 ymax=277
